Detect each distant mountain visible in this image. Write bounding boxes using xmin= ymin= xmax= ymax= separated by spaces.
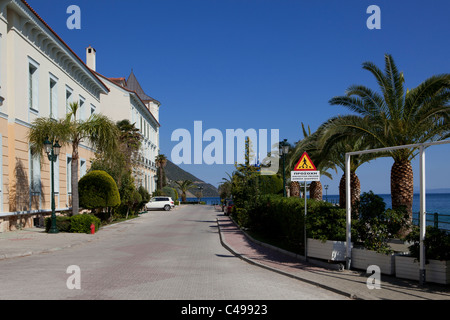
xmin=164 ymin=160 xmax=219 ymax=198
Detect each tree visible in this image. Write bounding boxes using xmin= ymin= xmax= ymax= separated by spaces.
xmin=28 ymin=102 xmax=119 ymax=216
xmin=116 ymin=119 xmax=143 ymax=176
xmin=175 ymin=180 xmax=195 ymax=202
xmin=155 ymin=154 xmax=168 ymax=190
xmin=317 ymin=116 xmax=384 ymax=208
xmin=288 ymin=123 xmax=336 ymax=201
xmin=329 ymin=54 xmax=450 ymax=222
xmin=78 ymin=170 xmax=121 ymax=213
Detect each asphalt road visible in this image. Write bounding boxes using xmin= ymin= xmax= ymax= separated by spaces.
xmin=0 ymin=205 xmax=344 ymax=300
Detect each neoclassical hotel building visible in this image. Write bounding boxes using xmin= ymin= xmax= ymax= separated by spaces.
xmin=0 ymin=0 xmax=161 ymax=232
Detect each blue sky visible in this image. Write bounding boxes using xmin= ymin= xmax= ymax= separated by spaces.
xmin=27 ymin=0 xmax=450 ymax=195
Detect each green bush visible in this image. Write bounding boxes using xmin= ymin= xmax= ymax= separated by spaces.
xmin=79 ymin=170 xmax=121 ymax=211
xmin=162 ymin=186 xmax=177 ymax=200
xmin=44 ymin=214 xmax=101 ymax=234
xmin=70 ymin=214 xmax=101 ymax=234
xmin=405 ymin=226 xmax=450 ymax=261
xmin=354 ymin=192 xmax=410 ymax=254
xmin=45 ymin=216 xmax=72 ymax=233
xmin=235 ymin=208 xmax=250 ymax=228
xmin=241 ymin=194 xmax=348 ymax=251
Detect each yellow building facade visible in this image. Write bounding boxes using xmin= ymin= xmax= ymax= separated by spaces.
xmin=0 ymin=0 xmax=160 ymax=232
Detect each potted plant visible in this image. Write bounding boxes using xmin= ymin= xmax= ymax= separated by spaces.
xmin=306 ymin=205 xmax=352 ymax=262
xmin=395 ymin=226 xmax=450 ymax=284
xmin=350 ymin=192 xmax=410 ymax=275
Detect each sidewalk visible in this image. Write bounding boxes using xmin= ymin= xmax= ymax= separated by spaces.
xmin=0 ymin=226 xmax=102 ymax=260
xmin=216 ymin=215 xmax=450 ymax=300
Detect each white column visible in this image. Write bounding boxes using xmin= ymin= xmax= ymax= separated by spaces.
xmin=345 ymin=153 xmax=352 ymax=270
xmin=419 ymin=146 xmax=426 ymax=285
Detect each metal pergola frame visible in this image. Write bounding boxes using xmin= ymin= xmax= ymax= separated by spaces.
xmin=345 ymin=139 xmax=450 ymax=285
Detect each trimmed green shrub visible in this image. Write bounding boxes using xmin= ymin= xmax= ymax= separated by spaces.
xmin=405 ymin=226 xmax=450 ymax=261
xmin=79 ymin=170 xmax=121 ymax=211
xmin=162 ymin=186 xmax=177 ymax=200
xmin=70 ymin=214 xmax=101 ymax=234
xmin=354 ymin=192 xmax=410 ymax=254
xmin=45 ymin=216 xmax=72 ymax=233
xmin=242 ymin=194 xmax=348 ymax=251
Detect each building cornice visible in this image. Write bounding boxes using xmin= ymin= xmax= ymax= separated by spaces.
xmin=3 ymin=0 xmax=110 ymax=98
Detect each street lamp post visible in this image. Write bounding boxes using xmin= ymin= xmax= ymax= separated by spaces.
xmin=279 ymin=139 xmax=289 ymax=197
xmin=324 ymin=185 xmax=329 ymax=202
xmin=197 ymin=186 xmax=204 ymax=204
xmin=44 ymin=138 xmax=61 ymax=234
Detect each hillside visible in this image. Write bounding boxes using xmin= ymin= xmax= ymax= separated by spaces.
xmin=164 ymin=160 xmax=219 ymax=198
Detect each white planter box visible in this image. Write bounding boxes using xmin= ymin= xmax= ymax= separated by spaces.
xmin=307 ymin=238 xmax=351 ymax=261
xmin=395 ymin=255 xmax=450 ymax=285
xmin=351 ymin=248 xmax=396 ymax=275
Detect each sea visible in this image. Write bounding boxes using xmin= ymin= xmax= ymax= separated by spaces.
xmin=186 ymin=193 xmax=450 ymax=231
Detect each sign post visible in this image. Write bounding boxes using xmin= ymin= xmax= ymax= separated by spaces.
xmin=291 ymin=152 xmax=320 ymax=260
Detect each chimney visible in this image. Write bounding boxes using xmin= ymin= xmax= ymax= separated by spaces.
xmin=86 ymin=45 xmax=96 ymax=71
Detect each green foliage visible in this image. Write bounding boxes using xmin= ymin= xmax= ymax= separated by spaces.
xmin=405 ymin=226 xmax=450 ymax=261
xmin=162 ymin=186 xmax=177 ymax=200
xmin=238 ymin=194 xmax=348 ymax=252
xmin=235 ymin=208 xmax=249 ymax=228
xmin=70 ymin=214 xmax=101 ymax=234
xmin=44 ymin=215 xmax=101 ymax=234
xmin=175 ymin=180 xmax=195 ymax=202
xmin=115 ymin=173 xmax=142 ymax=218
xmin=258 ymin=175 xmax=283 ymax=195
xmin=79 ymin=170 xmax=121 ymax=211
xmin=356 ymin=191 xmax=385 ymax=219
xmin=305 ymin=203 xmax=349 ymax=242
xmin=45 ymin=216 xmax=72 ymax=233
xmin=138 ymin=186 xmax=151 ymax=210
xmin=354 ymin=192 xmax=410 ymax=254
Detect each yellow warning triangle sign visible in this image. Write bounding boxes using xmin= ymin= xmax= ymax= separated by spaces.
xmin=294 ymin=152 xmax=317 ymax=171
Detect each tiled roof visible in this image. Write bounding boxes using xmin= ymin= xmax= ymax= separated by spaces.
xmin=92 ymin=70 xmax=161 ymax=128
xmin=126 ymin=70 xmax=159 ymax=104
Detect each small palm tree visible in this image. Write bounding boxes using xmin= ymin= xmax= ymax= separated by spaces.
xmin=175 ymin=180 xmax=195 ymax=202
xmin=155 ymin=154 xmax=168 ymax=190
xmin=329 ymin=54 xmax=450 ymax=220
xmin=289 ymin=123 xmax=336 ymax=200
xmin=28 ymin=102 xmax=119 ymax=215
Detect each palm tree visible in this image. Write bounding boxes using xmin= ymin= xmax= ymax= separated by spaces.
xmin=155 ymin=154 xmax=168 ymax=190
xmin=175 ymin=180 xmax=195 ymax=202
xmin=28 ymin=102 xmax=120 ymax=215
xmin=329 ymin=54 xmax=450 ymax=220
xmin=318 ymin=116 xmax=384 ymax=208
xmin=288 ymin=123 xmax=336 ymax=201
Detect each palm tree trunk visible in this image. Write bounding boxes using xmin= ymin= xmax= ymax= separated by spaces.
xmin=289 ymin=181 xmax=300 ymax=197
xmin=309 ymin=181 xmax=323 ymax=201
xmin=391 ymin=159 xmax=414 ymax=223
xmin=339 ymin=172 xmax=361 ymax=208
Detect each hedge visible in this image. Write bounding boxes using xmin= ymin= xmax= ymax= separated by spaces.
xmin=235 ymin=194 xmax=349 ymax=250
xmin=45 ymin=214 xmax=101 ymax=234
xmin=70 ymin=214 xmax=101 ymax=234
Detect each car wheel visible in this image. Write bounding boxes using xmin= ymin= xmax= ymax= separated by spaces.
xmin=164 ymin=205 xmax=171 ymax=211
